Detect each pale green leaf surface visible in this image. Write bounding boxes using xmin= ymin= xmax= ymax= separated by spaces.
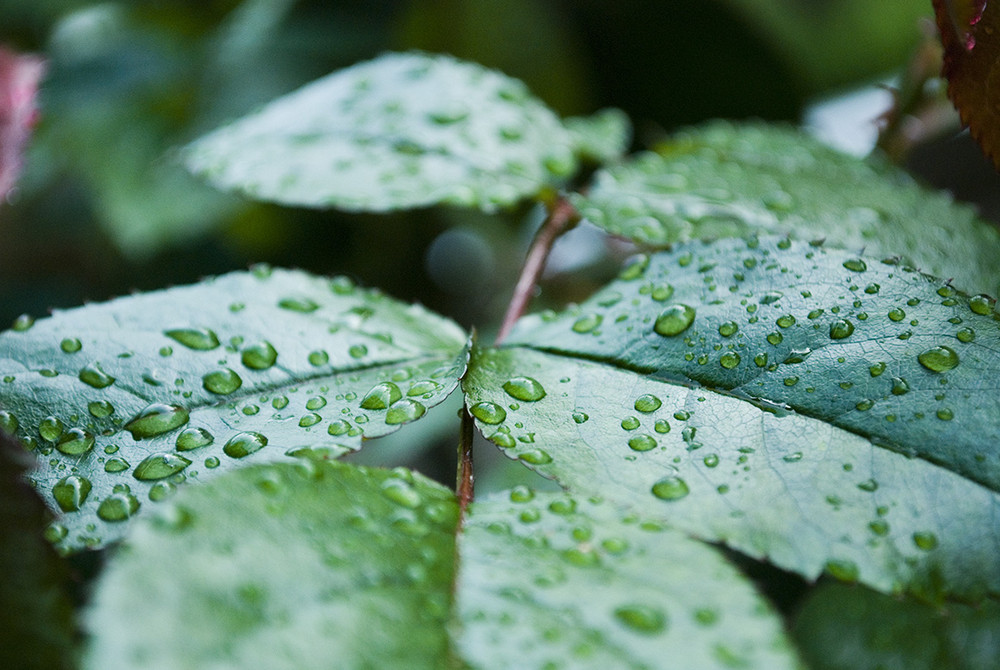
xmin=0 ymin=268 xmax=467 ymax=552
xmin=572 ymin=122 xmax=1000 ymax=295
xmin=792 ymin=583 xmax=1000 ymax=670
xmin=184 ymin=51 xmax=579 ymax=212
xmin=508 ymin=237 xmax=1000 ymax=493
xmin=83 ymin=461 xmax=458 ymax=670
xmin=457 ymin=490 xmax=800 ymax=669
xmin=564 ymin=108 xmax=632 ymax=164
xmin=463 ymin=345 xmax=1000 ymax=601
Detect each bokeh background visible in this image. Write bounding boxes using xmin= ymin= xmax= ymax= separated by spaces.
xmin=2 ymin=0 xmax=998 ymax=487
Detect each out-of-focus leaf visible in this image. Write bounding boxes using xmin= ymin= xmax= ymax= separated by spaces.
xmin=573 ymin=122 xmax=1000 ymax=295
xmin=0 ymin=267 xmax=467 ymax=552
xmin=0 ymin=45 xmax=45 ymax=203
xmin=564 ymin=107 xmax=632 ymax=164
xmin=457 ymin=490 xmax=801 ymax=669
xmin=933 ymin=0 xmax=1000 ymax=170
xmin=84 ymin=461 xmax=458 ymax=670
xmin=184 ymin=51 xmax=580 ymax=212
xmin=792 ymin=582 xmax=1000 ymax=670
xmin=0 ymin=430 xmax=74 ymax=670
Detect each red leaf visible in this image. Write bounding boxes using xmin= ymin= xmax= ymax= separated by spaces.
xmin=934 ymin=0 xmax=1000 ymax=168
xmin=0 ymin=46 xmax=45 ymax=203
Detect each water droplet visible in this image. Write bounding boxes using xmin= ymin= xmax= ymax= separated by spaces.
xmin=148 ymin=481 xmax=177 ymax=502
xmin=223 ymin=432 xmax=268 ymax=458
xmin=56 ymin=428 xmax=95 ymax=455
xmin=628 ymin=434 xmax=657 ymax=452
xmin=60 ymin=338 xmax=82 ymax=353
xmin=133 ymin=453 xmax=192 ymax=480
xmin=175 ymin=427 xmax=213 ymax=451
xmin=719 ymin=352 xmax=741 ymax=369
xmin=760 ymin=291 xmax=783 ymax=305
xmin=328 ymin=420 xmax=351 ymax=436
xmin=619 ymin=255 xmax=649 ymax=280
xmin=634 ymin=394 xmax=662 ymax=413
xmin=572 ymin=314 xmax=603 ymax=334
xmin=890 ymin=377 xmax=909 ymax=395
xmin=869 ymin=362 xmax=886 ymax=377
xmin=202 ymin=368 xmax=243 ymax=395
xmin=782 ymin=348 xmax=811 ymax=364
xmin=936 ymin=408 xmax=954 ymax=421
xmin=348 ymin=344 xmax=368 ymax=359
xmin=38 ymin=416 xmax=64 ymax=442
xmin=299 ymin=412 xmax=322 ymax=427
xmin=651 ymin=476 xmax=689 ymax=501
xmin=12 ymin=314 xmax=34 ymax=331
xmin=470 ymin=402 xmax=507 ymax=424
xmin=386 ymin=399 xmax=426 ymax=425
xmin=776 ymin=314 xmax=796 ymax=328
xmin=718 ymin=321 xmax=739 ymax=337
xmin=502 ymin=377 xmax=546 ymax=402
xmin=614 ymin=605 xmax=667 ymax=634
xmin=125 ymin=403 xmax=190 ymax=439
xmin=703 ymin=453 xmax=719 ymax=467
xmin=164 ymin=327 xmax=219 ymax=351
xmin=0 ymin=410 xmax=18 ymax=434
xmin=956 ymin=327 xmax=976 ymax=343
xmin=79 ymin=362 xmax=115 ymax=389
xmin=620 ymin=416 xmax=640 ymax=431
xmin=653 ymin=305 xmax=696 ymax=336
xmin=97 ymin=492 xmax=140 ymax=522
xmin=490 ymin=432 xmax=517 ymax=449
xmin=87 ymin=400 xmax=114 ymax=418
xmin=829 ymin=319 xmax=854 ymax=340
xmin=509 ymin=485 xmax=534 ymax=503
xmin=53 ymin=475 xmax=92 ymax=512
xmin=917 ymin=346 xmax=960 ymax=372
xmin=407 ymin=380 xmax=441 ymax=397
xmin=825 ymin=558 xmax=859 ymax=582
xmin=278 ymin=297 xmax=320 ymax=313
xmin=766 ymin=332 xmax=783 ymax=345
xmin=913 ymin=531 xmax=938 ymax=551
xmin=104 ymin=458 xmax=129 ymax=473
xmin=241 ymin=341 xmax=278 ymax=370
xmin=969 ymin=295 xmax=992 ymax=315
xmin=518 ymin=449 xmax=552 ymax=465
xmin=304 ymin=349 xmax=329 ymax=367
xmin=360 ymin=382 xmax=403 ymax=410
xmin=653 ymin=419 xmax=671 ymax=434
xmin=382 ymin=480 xmax=421 ymax=508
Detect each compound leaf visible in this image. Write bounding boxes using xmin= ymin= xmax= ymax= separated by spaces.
xmin=184 ymin=51 xmax=580 ymax=212
xmin=573 ymin=122 xmax=1000 ymax=295
xmin=0 ymin=267 xmax=467 ymax=552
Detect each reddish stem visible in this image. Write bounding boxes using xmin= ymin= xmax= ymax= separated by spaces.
xmin=456 ymin=406 xmax=475 ymax=518
xmin=494 ymin=196 xmax=579 ymax=345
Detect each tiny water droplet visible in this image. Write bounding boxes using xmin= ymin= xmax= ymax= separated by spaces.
xmin=766 ymin=332 xmax=783 ymax=345
xmin=385 ymin=399 xmax=426 ymax=425
xmin=348 ymin=344 xmax=368 ymax=359
xmin=936 ymin=408 xmax=954 ymax=421
xmin=407 ymin=380 xmax=441 ymax=397
xmin=776 ymin=314 xmax=796 ymax=328
xmin=97 ymin=492 xmax=140 ymax=522
xmin=619 ymin=255 xmax=649 ymax=280
xmin=241 ymin=341 xmax=278 ymax=370
xmin=913 ymin=531 xmax=938 ymax=551
xmin=829 ymin=319 xmax=854 ymax=340
xmin=572 ymin=314 xmax=603 ymax=334
xmin=12 ymin=314 xmax=34 ymax=331
xmin=842 ymin=259 xmax=867 ymax=272
xmin=39 ymin=416 xmax=64 ymax=442
xmin=223 ymin=432 xmax=268 ymax=458
xmin=614 ymin=605 xmax=667 ymax=634
xmin=125 ymin=404 xmax=190 ymax=439
xmin=104 ymin=458 xmax=129 ymax=473
xmin=969 ymin=295 xmax=992 ymax=315
xmin=164 ymin=327 xmax=219 ymax=351
xmin=470 ymin=402 xmax=506 ymax=424
xmin=88 ymin=400 xmax=114 ymax=418
xmin=202 ymin=368 xmax=243 ymax=395
xmin=719 ymin=352 xmax=741 ymax=369
xmin=53 ymin=475 xmax=92 ymax=512
xmin=278 ymin=297 xmax=320 ymax=313
xmin=651 ymin=476 xmax=689 ymax=501
xmin=382 ymin=480 xmax=422 ymax=508
xmin=956 ymin=327 xmax=976 ymax=343
xmin=328 ymin=420 xmax=351 ymax=436
xmin=628 ymin=434 xmax=657 ymax=452
xmin=60 ymin=338 xmax=82 ymax=353
xmin=79 ymin=362 xmax=115 ymax=389
xmin=653 ymin=419 xmax=671 ymax=434
xmin=0 ymin=410 xmax=18 ymax=434
xmin=175 ymin=427 xmax=213 ymax=451
xmin=653 ymin=305 xmax=696 ymax=336
xmin=891 ymin=377 xmax=909 ymax=395
xmin=133 ymin=453 xmax=192 ymax=480
xmin=917 ymin=346 xmax=960 ymax=372
xmin=299 ymin=412 xmax=322 ymax=427
xmin=869 ymin=362 xmax=886 ymax=377
xmin=518 ymin=449 xmax=552 ymax=465
xmin=634 ymin=394 xmax=662 ymax=413
xmin=502 ymin=377 xmax=546 ymax=402
xmin=703 ymin=453 xmax=719 ymax=467
xmin=360 ymin=382 xmax=403 ymax=410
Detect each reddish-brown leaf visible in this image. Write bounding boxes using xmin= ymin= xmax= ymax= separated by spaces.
xmin=934 ymin=0 xmax=1000 ymax=167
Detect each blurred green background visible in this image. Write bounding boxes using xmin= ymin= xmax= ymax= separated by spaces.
xmin=2 ymin=0 xmax=995 ymax=486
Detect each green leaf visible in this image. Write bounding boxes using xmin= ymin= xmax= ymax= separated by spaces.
xmin=83 ymin=461 xmax=459 ymax=670
xmin=792 ymin=582 xmax=1000 ymax=670
xmin=509 ymin=236 xmax=1000 ymax=493
xmin=0 ymin=267 xmax=468 ymax=552
xmin=564 ymin=108 xmax=632 ymax=164
xmin=572 ymin=122 xmax=1000 ymax=295
xmin=462 ymin=237 xmax=1000 ymax=601
xmin=184 ymin=51 xmax=579 ymax=212
xmin=0 ymin=431 xmax=75 ymax=670
xmin=457 ymin=490 xmax=801 ymax=669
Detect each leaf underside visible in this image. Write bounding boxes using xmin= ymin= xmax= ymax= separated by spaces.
xmin=0 ymin=267 xmax=468 ymax=552
xmin=183 ymin=51 xmax=583 ymax=213
xmin=461 ymin=237 xmax=1000 ymax=601
xmin=572 ymin=122 xmax=1000 ymax=295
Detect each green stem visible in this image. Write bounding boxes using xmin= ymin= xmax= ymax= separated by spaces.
xmin=494 ymin=196 xmax=580 ymax=345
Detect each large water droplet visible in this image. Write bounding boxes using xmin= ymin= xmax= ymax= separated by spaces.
xmin=223 ymin=431 xmax=268 ymax=458
xmin=917 ymin=346 xmax=960 ymax=372
xmin=829 ymin=319 xmax=855 ymax=340
xmin=719 ymin=352 xmax=741 ymax=369
xmin=969 ymin=295 xmax=992 ymax=315
xmin=0 ymin=410 xmax=19 ymax=434
xmin=651 ymin=476 xmax=690 ymax=501
xmin=176 ymin=427 xmax=213 ymax=451
xmin=653 ymin=305 xmax=696 ymax=336
xmin=502 ymin=377 xmax=546 ymax=402
xmin=88 ymin=400 xmax=114 ymax=418
xmin=165 ymin=327 xmax=219 ymax=351
xmin=360 ymin=382 xmax=403 ymax=410
xmin=614 ymin=604 xmax=667 ymax=634
xmin=38 ymin=416 xmax=64 ymax=442
xmin=241 ymin=341 xmax=278 ymax=370
xmin=633 ymin=394 xmax=662 ymax=413
xmin=125 ymin=404 xmax=190 ymax=439
xmin=132 ymin=453 xmax=192 ymax=480
xmin=628 ymin=434 xmax=657 ymax=452
xmin=385 ymin=399 xmax=426 ymax=425
xmin=56 ymin=428 xmax=95 ymax=455
xmin=53 ymin=475 xmax=92 ymax=512
xmin=97 ymin=492 xmax=140 ymax=522
xmin=79 ymin=362 xmax=116 ymax=389
xmin=202 ymin=368 xmax=242 ymax=395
